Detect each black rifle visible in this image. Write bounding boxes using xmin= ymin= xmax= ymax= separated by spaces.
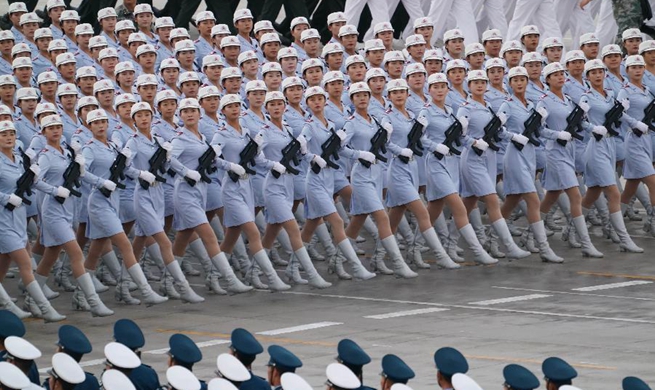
xmin=398 ymin=120 xmax=425 ymax=163
xmin=185 ymin=141 xmax=217 ymax=186
xmin=98 ymin=152 xmax=128 ymax=197
xmin=272 ymin=134 xmax=301 ymax=179
xmin=433 ymin=117 xmax=463 ymax=160
xmin=556 ymin=103 xmax=585 ymax=146
xmin=599 ymin=100 xmax=623 ymax=140
xmin=55 ymin=143 xmax=83 ymax=204
xmin=228 ymin=135 xmax=258 ymax=182
xmin=6 ymin=149 xmax=34 ymax=211
xmin=473 ymin=109 xmax=503 ymax=156
xmin=639 ymin=98 xmax=655 ymax=138
xmin=359 ymin=117 xmax=388 ymax=168
xmin=311 ymin=129 xmax=341 ymax=174
xmin=139 ymin=139 xmax=169 ymax=190
xmin=513 ymin=111 xmax=542 ymax=151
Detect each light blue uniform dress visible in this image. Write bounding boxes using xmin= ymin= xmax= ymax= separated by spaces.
xmin=421 ymin=102 xmax=461 ymax=201
xmin=241 ymin=110 xmax=268 ymax=207
xmin=564 ymin=76 xmax=591 ymax=173
xmin=342 ymin=113 xmax=391 ymax=215
xmin=407 ymin=90 xmax=429 ymax=186
xmin=446 ymin=89 xmax=467 ymax=115
xmin=324 ymin=98 xmax=352 ymax=191
xmin=152 ymin=118 xmax=180 ymax=217
xmin=74 ymin=49 xmax=96 ymax=70
xmin=194 ymin=37 xmax=213 ymax=69
xmin=61 ymin=111 xmax=81 ymax=144
xmin=536 ymin=91 xmax=591 ymax=191
xmin=260 ymin=121 xmax=297 ymax=224
xmin=485 ymin=86 xmax=510 ymax=175
xmin=526 ymin=80 xmax=549 ymax=170
xmin=155 ymin=43 xmax=174 ymax=72
xmin=15 ymin=115 xmax=40 ymax=153
xmin=71 ymin=126 xmax=93 ymax=225
xmin=199 ymin=114 xmax=224 ymax=211
xmin=211 ymin=123 xmax=273 ymax=227
xmin=368 ymin=96 xmax=391 ymax=188
xmin=111 ymin=121 xmax=137 ymax=224
xmin=283 ymin=105 xmax=310 ymax=200
xmin=238 ymin=35 xmax=264 ymax=62
xmin=603 ymin=72 xmax=628 ymax=162
xmin=82 ymin=139 xmax=125 ymax=239
xmin=0 ymin=151 xmax=29 ymax=253
xmin=617 ymin=82 xmax=655 ymax=180
xmin=32 ymin=52 xmax=53 ymax=76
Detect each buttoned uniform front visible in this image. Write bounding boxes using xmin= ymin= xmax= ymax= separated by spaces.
xmin=211 ymin=122 xmax=273 ymax=228
xmin=240 ymin=110 xmax=269 ymax=208
xmin=238 ymin=35 xmax=264 ymax=63
xmin=0 ymin=150 xmax=30 ymax=253
xmin=485 ymin=86 xmax=511 ymax=175
xmin=283 ymin=106 xmax=311 ymax=201
xmin=111 ymin=121 xmax=138 ymax=224
xmin=194 ymin=37 xmax=213 ymax=70
xmin=324 ymin=100 xmax=352 ymax=192
xmin=32 ymin=51 xmax=54 ymax=76
xmin=564 ymin=77 xmax=592 ymax=172
xmin=74 ymin=49 xmax=96 ymax=72
xmin=617 ymin=82 xmax=655 ymax=180
xmin=536 ymin=91 xmax=592 ymax=191
xmin=198 ymin=114 xmax=224 ymax=212
xmin=383 ymin=107 xmax=422 ymax=208
xmin=604 ymin=71 xmax=625 ymax=98
xmin=260 ymin=121 xmax=297 ymax=224
xmin=71 ymin=126 xmax=94 ymax=225
xmin=446 ymin=89 xmax=467 ymax=116
xmin=63 ymin=35 xmax=78 ymax=52
xmin=406 ymin=91 xmax=429 ymax=186
xmin=15 ymin=115 xmax=40 ymax=155
xmin=152 ymin=118 xmax=179 ymax=218
xmin=11 ymin=26 xmax=25 ymax=45
xmin=0 ymin=55 xmax=12 ymax=77
xmin=61 ymin=111 xmax=81 ymax=144
xmin=155 ymin=44 xmax=174 ymax=73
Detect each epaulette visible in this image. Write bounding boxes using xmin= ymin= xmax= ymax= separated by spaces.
xmin=461 ymin=101 xmax=469 ymax=106
xmin=506 ymin=97 xmax=513 ymax=102
xmin=423 ymin=102 xmax=430 ymax=107
xmin=85 ymin=139 xmax=93 ymax=145
xmin=218 ymin=125 xmax=227 ymax=131
xmin=176 ymin=131 xmax=184 ymax=135
xmin=40 ymin=148 xmax=48 ymax=153
xmin=194 ymin=39 xmax=200 ymax=43
xmin=131 ymin=133 xmax=138 ymax=138
xmin=240 ymin=111 xmax=247 ymax=117
xmin=74 ymin=128 xmax=83 ymax=134
xmin=15 ymin=117 xmax=22 ymax=121
xmin=347 ymin=115 xmax=355 ymax=120
xmin=262 ymin=124 xmax=269 ymax=129
xmin=305 ymin=118 xmax=313 ymax=123
xmin=385 ymin=107 xmax=392 ymax=113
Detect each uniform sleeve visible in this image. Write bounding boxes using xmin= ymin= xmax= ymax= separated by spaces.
xmin=385 ymin=115 xmax=404 ymax=156
xmin=577 ymin=95 xmax=594 ymax=133
xmin=617 ymin=89 xmax=638 ymax=128
xmin=340 ymin=120 xmax=360 ymax=160
xmin=417 ymin=108 xmax=437 ymax=152
xmin=496 ymin=101 xmax=515 ymax=141
xmin=27 ymin=136 xmax=44 ymax=156
xmin=33 ymin=153 xmax=58 ymax=196
xmin=81 ymin=146 xmax=106 ymax=188
xmin=123 ymin=137 xmax=141 ymax=180
xmin=168 ymin=135 xmax=190 ymax=176
xmin=456 ymin=106 xmax=477 ymax=148
xmin=299 ymin=123 xmax=317 ymax=163
xmin=535 ymin=100 xmax=560 ymax=140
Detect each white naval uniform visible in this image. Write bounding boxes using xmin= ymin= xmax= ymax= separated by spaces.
xmin=506 ymin=0 xmax=562 ymax=43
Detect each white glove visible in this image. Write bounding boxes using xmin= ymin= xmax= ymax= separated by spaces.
xmin=498 ymin=112 xmax=508 ymax=125
xmin=578 ymin=101 xmax=590 ymax=113
xmin=162 ymin=141 xmax=173 ymax=159
xmin=297 ymin=135 xmax=308 ymax=154
xmin=102 ymin=180 xmax=117 ymax=192
xmin=312 ymin=155 xmax=327 ymax=168
xmin=457 ymin=116 xmax=469 ymax=134
xmin=253 ymin=132 xmax=264 ymax=146
xmin=416 ymin=113 xmax=428 ymax=127
xmin=474 ymin=139 xmax=489 ymax=151
xmin=70 ymin=140 xmax=82 ymax=152
xmin=399 ymin=148 xmax=413 ymax=158
xmin=55 ymin=186 xmax=70 ymax=199
xmin=512 ymin=133 xmax=529 ymax=146
xmin=358 ymin=150 xmax=376 ymax=163
xmin=382 ymin=122 xmax=393 ymax=135
xmin=139 ymin=170 xmax=156 ymax=185
xmin=592 ymin=125 xmax=608 ymax=136
xmin=185 ymin=170 xmax=201 ymax=182
xmin=621 ymin=99 xmax=630 ymax=111
xmin=74 ymin=154 xmax=85 ymax=166
xmin=228 ymin=163 xmax=246 ymax=177
xmin=557 ymin=131 xmax=572 ymax=141
xmin=335 ymin=129 xmax=347 ymax=141
xmin=29 ymin=163 xmax=40 ymax=177
xmin=24 ymin=148 xmax=36 ymax=160
xmin=536 ymin=107 xmax=549 ymax=124
xmin=7 ymin=194 xmax=22 ymax=207
xmin=120 ymin=147 xmax=133 ymax=159
xmin=272 ymin=162 xmax=286 ymax=174
xmin=635 ymin=121 xmax=649 ymax=134
xmin=211 ymin=144 xmax=222 ymax=156
xmin=435 ymin=143 xmax=450 ymax=156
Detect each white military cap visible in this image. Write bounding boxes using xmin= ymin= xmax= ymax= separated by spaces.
xmin=639 ymin=40 xmax=655 ymax=54
xmin=602 ymin=44 xmax=622 ymax=57
xmin=93 ymin=79 xmax=114 ymax=94
xmin=565 ymin=50 xmax=585 ymax=63
xmin=465 ymin=42 xmax=485 ymax=57
xmin=220 ymin=36 xmax=240 ymax=48
xmin=48 ymin=39 xmax=67 ymax=52
xmin=390 ymin=385 xmax=413 ymax=390
xmin=130 ymin=102 xmax=152 ymax=117
xmin=115 ymin=61 xmax=135 ymax=76
xmin=584 ymin=58 xmax=605 ymax=74
xmin=34 ymin=27 xmax=53 ymax=40
xmin=383 ymin=50 xmax=405 ymax=63
xmin=36 ymin=102 xmax=58 ymax=117
xmin=98 ymin=48 xmax=119 ymax=61
xmin=261 ymin=32 xmax=281 ymax=45
xmin=405 ymin=62 xmax=426 ymax=76
xmin=57 ymin=83 xmax=77 ymax=96
xmin=0 ymin=105 xmax=11 ymax=115
xmin=89 ymin=35 xmax=108 ymax=49
xmin=114 ymin=93 xmax=137 ymax=109
xmin=5 ymin=336 xmax=42 ymax=360
xmin=0 ymin=362 xmax=30 ymax=390
xmin=75 ymin=23 xmax=93 ymax=35
xmin=291 ymin=16 xmax=310 ymax=30
xmin=97 ymin=7 xmax=117 ymax=21
xmin=327 ymin=12 xmax=347 ymax=25
xmin=365 ymin=67 xmax=386 ymax=82
xmin=428 ymin=72 xmax=448 ymax=85
xmin=520 ymin=25 xmax=540 ymax=37
xmin=281 ymin=373 xmax=312 ymax=390
xmin=156 ymin=90 xmax=178 ymax=105
xmin=485 ymin=57 xmax=504 ymax=69
xmin=622 ymin=28 xmax=642 ymax=41
xmin=46 ymin=0 xmax=65 ymax=10
xmin=543 ymin=62 xmax=566 ymax=77
xmin=160 ymin=58 xmax=180 ymax=70
xmin=482 ymin=29 xmax=503 ymax=42
xmin=444 ymin=28 xmax=464 ymax=42
xmin=170 ymin=27 xmax=190 ymax=40
xmin=199 ymin=85 xmax=221 ymax=100
xmin=338 ymin=24 xmax=358 ymax=37
xmin=238 ymin=50 xmax=258 ymax=65
xmin=136 ymin=73 xmax=161 ymax=86
xmin=208 ymin=378 xmax=238 ymax=390
xmin=37 ymin=71 xmax=58 ymax=85
xmin=278 ymin=47 xmax=299 ymax=60
xmin=76 ymin=66 xmax=97 ymax=79
xmin=19 ymin=12 xmax=41 ymax=25
xmin=203 ymin=55 xmax=224 ymax=68
xmin=134 ymin=4 xmax=153 ymax=15
xmin=254 ymin=20 xmax=274 ymax=34
xmin=542 ymin=36 xmax=563 ymax=49
xmin=508 ymin=66 xmax=528 ymax=79
xmin=265 ymin=91 xmax=285 ymax=104
xmin=174 ymin=39 xmax=196 ymax=54
xmin=413 ymin=16 xmax=433 ymax=29
xmin=233 ymin=8 xmax=253 ymax=23
xmin=326 ymin=363 xmax=360 ymax=390
xmin=50 ymin=353 xmax=85 ymax=385
xmin=374 ymin=22 xmax=393 ymax=34
xmin=167 ymin=366 xmax=200 ymax=390
xmin=215 ymin=353 xmax=251 ymax=382
xmin=104 ymin=342 xmax=140 ymax=369
xmin=116 ymin=20 xmax=136 ymax=32
xmin=365 ymin=39 xmax=385 ymax=52
xmin=300 ymin=28 xmax=320 ymax=42
xmin=219 ymin=94 xmax=241 ymax=110
xmin=0 ymin=30 xmax=14 ymax=41
xmin=345 ymin=54 xmax=365 ymax=68
xmin=212 ymin=24 xmax=231 ymax=37
xmin=0 ymin=75 xmax=15 ymax=87
xmin=56 ymin=53 xmax=76 ymax=66
xmin=467 ymin=69 xmax=488 ymax=82
xmin=348 ymin=81 xmax=371 ymax=96
xmin=194 ymin=11 xmax=215 ymax=23
xmin=445 ymin=59 xmax=466 ymax=71
xmin=245 ymin=80 xmax=267 ymax=93
xmin=322 ymin=42 xmax=344 ymax=57
xmin=155 ymin=17 xmax=175 ymax=29
xmin=322 ymin=71 xmax=344 ymax=86
xmin=579 ymin=32 xmax=599 ymax=46
xmin=405 ymin=34 xmax=426 ymax=48
xmin=0 ymin=120 xmax=15 ymax=132
xmin=423 ymin=49 xmax=443 ymax=61
xmin=387 ymin=79 xmax=408 ymax=92
xmin=282 ymin=76 xmax=303 ymax=90
xmin=8 ymin=2 xmax=28 ymax=13
xmin=625 ymin=54 xmax=645 ymax=67
xmin=500 ymin=40 xmax=523 ymax=56
xmin=220 ymin=67 xmax=242 ymax=82
xmin=451 ymin=373 xmax=483 ymax=390
xmin=520 ymin=52 xmax=541 ymax=65
xmin=16 ymin=88 xmax=38 ymax=100
xmin=12 ymin=43 xmax=30 ymax=56
xmin=102 ymin=370 xmax=135 ymax=390
xmin=305 ymin=85 xmax=327 ymax=100
xmin=136 ymin=44 xmax=156 ymax=57
xmin=301 ymin=58 xmax=323 ymax=73
xmin=128 ymin=32 xmax=148 ymax=45
xmin=261 ymin=62 xmax=282 ymax=75
xmin=60 ymin=10 xmax=79 ymax=21
xmin=76 ymin=96 xmax=99 ymax=111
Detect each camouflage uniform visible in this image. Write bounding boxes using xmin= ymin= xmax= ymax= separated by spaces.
xmin=612 ymin=0 xmax=644 ymax=43
xmin=116 ymin=4 xmax=136 ymax=23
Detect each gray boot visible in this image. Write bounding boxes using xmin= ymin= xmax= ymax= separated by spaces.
xmin=187 ymin=238 xmax=210 ymax=276
xmin=96 ymin=262 xmax=116 ymax=287
xmin=167 ymin=260 xmax=205 ymax=303
xmin=54 ymin=253 xmax=76 ymax=292
xmin=77 ymin=273 xmax=114 ymax=317
xmin=380 ymin=236 xmax=418 ymax=278
xmin=487 ymin=227 xmax=506 ymax=258
xmin=614 ymin=207 xmax=644 ymax=253
xmin=114 ymin=270 xmax=141 ymax=305
xmin=519 ymin=229 xmax=539 ymax=253
xmin=573 ymin=215 xmax=604 ymax=258
xmin=88 ymin=269 xmax=109 ymax=293
xmin=284 ymin=254 xmax=308 ymax=285
xmin=460 ymin=224 xmax=498 ymax=265
xmin=295 ymin=247 xmax=332 ymax=289
xmin=307 ymin=235 xmax=325 ymax=261
xmin=328 ymin=251 xmax=352 ymax=280
xmin=337 ymin=239 xmax=376 ymax=280
xmin=255 ymin=250 xmax=291 ymax=291
xmin=469 ymin=208 xmax=488 ymax=247
xmin=370 ymin=240 xmax=393 ymax=275
xmin=531 ymin=221 xmax=563 ymax=263
xmin=159 ymin=271 xmax=181 ymax=299
xmin=127 ymin=264 xmax=169 ymax=306
xmin=625 ymin=196 xmax=642 ymax=221
xmin=26 ymin=279 xmax=66 ymax=323
xmin=71 ymin=287 xmax=90 ymax=311
xmin=491 ymin=219 xmax=531 ymax=260
xmin=0 ymin=283 xmax=30 ymax=319
xmin=422 ymin=227 xmax=459 ymax=269
xmin=212 ymin=252 xmax=253 ymax=294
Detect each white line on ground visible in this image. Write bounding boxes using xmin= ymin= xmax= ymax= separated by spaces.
xmin=492 ymin=286 xmax=655 ymax=301
xmin=364 ymin=308 xmax=449 ymax=319
xmin=572 ymin=281 xmax=653 ymax=292
xmin=469 ymin=294 xmax=552 ymax=306
xmin=256 ymin=322 xmax=343 ymax=335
